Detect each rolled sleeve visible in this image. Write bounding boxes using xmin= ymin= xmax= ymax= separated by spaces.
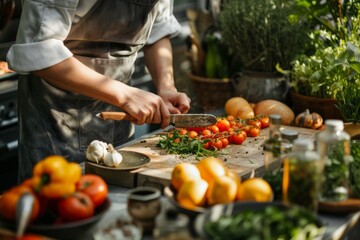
xmin=6 ymin=0 xmax=78 ymax=74
xmin=146 ymin=0 xmax=182 ymax=45
xmin=7 ymin=39 xmax=73 ymax=74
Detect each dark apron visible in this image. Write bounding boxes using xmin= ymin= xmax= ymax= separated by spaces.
xmin=17 ymin=0 xmax=159 ymax=181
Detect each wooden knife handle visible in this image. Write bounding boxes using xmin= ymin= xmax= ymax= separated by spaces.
xmin=99 ymin=112 xmax=137 ymax=121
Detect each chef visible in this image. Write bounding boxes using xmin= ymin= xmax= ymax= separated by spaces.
xmin=7 ymin=0 xmax=191 ymax=182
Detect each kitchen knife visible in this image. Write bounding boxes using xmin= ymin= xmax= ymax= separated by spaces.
xmin=96 ymin=112 xmax=218 ymax=128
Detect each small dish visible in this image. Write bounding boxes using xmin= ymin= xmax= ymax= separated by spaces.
xmin=93 ymin=215 xmax=142 ymax=240
xmin=87 ymin=150 xmax=150 ymax=170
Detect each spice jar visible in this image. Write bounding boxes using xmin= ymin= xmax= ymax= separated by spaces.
xmin=317 ymin=120 xmax=352 ymax=202
xmin=282 ymin=138 xmax=321 ymax=212
xmin=263 ymin=115 xmax=292 ymax=171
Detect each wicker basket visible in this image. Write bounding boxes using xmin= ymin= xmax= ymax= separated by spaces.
xmin=189 ymin=73 xmax=236 ymax=111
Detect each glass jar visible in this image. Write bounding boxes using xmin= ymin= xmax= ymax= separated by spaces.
xmin=280 ymin=128 xmax=299 ymax=144
xmin=282 ymin=138 xmax=321 ymax=212
xmin=263 ymin=115 xmax=291 ymax=170
xmin=317 ymin=120 xmax=352 ymax=202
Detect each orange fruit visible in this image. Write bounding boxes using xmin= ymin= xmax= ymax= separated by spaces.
xmin=171 ymin=163 xmax=201 ymax=191
xmin=197 ymin=157 xmax=227 ymax=184
xmin=207 ymin=175 xmax=238 ymax=206
xmin=226 ymin=170 xmax=241 ymax=187
xmin=237 ymin=178 xmax=273 ymax=202
xmin=177 ymin=179 xmax=208 ymax=210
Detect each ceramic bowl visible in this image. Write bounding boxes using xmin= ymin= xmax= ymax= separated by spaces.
xmin=0 ymin=198 xmax=111 ymax=240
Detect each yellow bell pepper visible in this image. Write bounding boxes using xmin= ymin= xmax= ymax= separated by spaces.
xmin=31 ymin=155 xmax=82 ymax=199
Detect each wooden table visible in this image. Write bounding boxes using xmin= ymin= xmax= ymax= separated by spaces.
xmin=85 ymin=125 xmax=318 ymax=189
xmin=85 ymin=125 xmax=360 ymax=239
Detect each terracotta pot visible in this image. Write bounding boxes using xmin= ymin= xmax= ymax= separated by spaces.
xmin=344 ymin=123 xmax=360 ymax=140
xmin=290 ymin=91 xmax=343 ymax=120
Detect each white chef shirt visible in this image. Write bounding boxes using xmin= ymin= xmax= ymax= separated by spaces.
xmin=7 ymin=0 xmax=181 ymax=74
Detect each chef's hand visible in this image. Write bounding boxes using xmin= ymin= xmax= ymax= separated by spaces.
xmin=158 ymin=90 xmax=191 ymax=114
xmin=118 ymin=86 xmax=171 ymax=128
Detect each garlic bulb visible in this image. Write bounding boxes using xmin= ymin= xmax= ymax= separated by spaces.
xmin=103 ymin=144 xmax=123 ymax=167
xmin=86 ymin=140 xmax=108 ymax=163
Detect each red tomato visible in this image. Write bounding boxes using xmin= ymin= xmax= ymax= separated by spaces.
xmin=209 ymin=125 xmax=220 ymax=134
xmin=19 ymin=234 xmax=45 ymax=240
xmin=239 ymin=130 xmax=247 ymax=139
xmin=179 ymin=129 xmax=188 ymax=135
xmin=247 ymin=119 xmax=262 ymax=129
xmin=173 ymin=138 xmax=180 ymax=143
xmin=226 ymin=115 xmax=235 ymax=121
xmin=76 ymin=174 xmax=108 ymax=207
xmin=58 ymin=192 xmax=94 ymax=222
xmin=186 ymin=127 xmax=205 ymax=134
xmin=209 ymin=139 xmax=223 ymax=150
xmin=259 ymin=116 xmax=270 ymax=128
xmin=242 ymin=125 xmax=251 ymax=134
xmin=216 ymin=119 xmax=231 ymax=132
xmin=220 ymin=138 xmax=229 ymax=148
xmin=232 ymin=133 xmax=246 ymax=145
xmin=203 ymin=141 xmax=210 ymax=149
xmin=249 ymin=127 xmax=261 ymax=137
xmin=188 ymin=131 xmax=198 ymax=138
xmin=201 ymin=129 xmax=213 ymax=138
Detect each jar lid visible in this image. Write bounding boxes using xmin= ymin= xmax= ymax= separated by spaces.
xmin=269 ymin=114 xmax=282 ymax=124
xmin=325 ymin=119 xmax=344 ymax=131
xmin=293 ymin=138 xmax=314 ymax=151
xmin=280 ymin=128 xmax=299 ymax=142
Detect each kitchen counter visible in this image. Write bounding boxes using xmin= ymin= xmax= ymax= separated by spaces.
xmin=87 ymin=124 xmax=360 ymax=240
xmin=92 ymin=184 xmax=360 ymax=240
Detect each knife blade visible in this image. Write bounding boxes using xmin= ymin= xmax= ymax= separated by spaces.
xmin=96 ymin=112 xmax=218 ymax=128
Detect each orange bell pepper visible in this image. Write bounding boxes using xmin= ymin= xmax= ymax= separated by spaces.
xmin=0 ymin=185 xmax=40 ymax=221
xmin=31 ymin=155 xmax=82 ymax=199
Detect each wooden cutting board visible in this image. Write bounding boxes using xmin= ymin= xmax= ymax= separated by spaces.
xmin=86 ymin=126 xmax=319 ymax=189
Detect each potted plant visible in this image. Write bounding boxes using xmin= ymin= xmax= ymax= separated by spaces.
xmin=219 ymin=0 xmax=313 ymax=103
xmin=284 ymin=10 xmax=360 ymax=120
xmin=275 ymin=0 xmax=360 ymax=120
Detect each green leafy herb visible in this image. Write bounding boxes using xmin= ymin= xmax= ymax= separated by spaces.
xmin=156 ymin=130 xmax=220 ymax=159
xmin=204 ymin=205 xmax=325 ymax=240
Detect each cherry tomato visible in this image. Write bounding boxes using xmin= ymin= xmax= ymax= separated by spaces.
xmin=188 ymin=131 xmax=198 ymax=138
xmin=247 ymin=119 xmax=262 ymax=129
xmin=229 ymin=120 xmax=237 ymax=128
xmin=173 ymin=138 xmax=180 ymax=143
xmin=179 ymin=129 xmax=188 ymax=135
xmin=186 ymin=127 xmax=205 ymax=134
xmin=232 ymin=132 xmax=246 ymax=145
xmin=242 ymin=125 xmax=251 ymax=134
xmin=203 ymin=141 xmax=210 ymax=149
xmin=209 ymin=125 xmax=220 ymax=134
xmin=220 ymin=138 xmax=229 ymax=148
xmin=249 ymin=127 xmax=261 ymax=137
xmin=209 ymin=139 xmax=223 ymax=150
xmin=238 ymin=130 xmax=247 ymax=139
xmin=58 ymin=192 xmax=94 ymax=222
xmin=226 ymin=115 xmax=235 ymax=121
xmin=259 ymin=116 xmax=270 ymax=128
xmin=201 ymin=129 xmax=212 ymax=138
xmin=19 ymin=234 xmax=45 ymax=240
xmin=76 ymin=174 xmax=108 ymax=207
xmin=216 ymin=119 xmax=231 ymax=132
